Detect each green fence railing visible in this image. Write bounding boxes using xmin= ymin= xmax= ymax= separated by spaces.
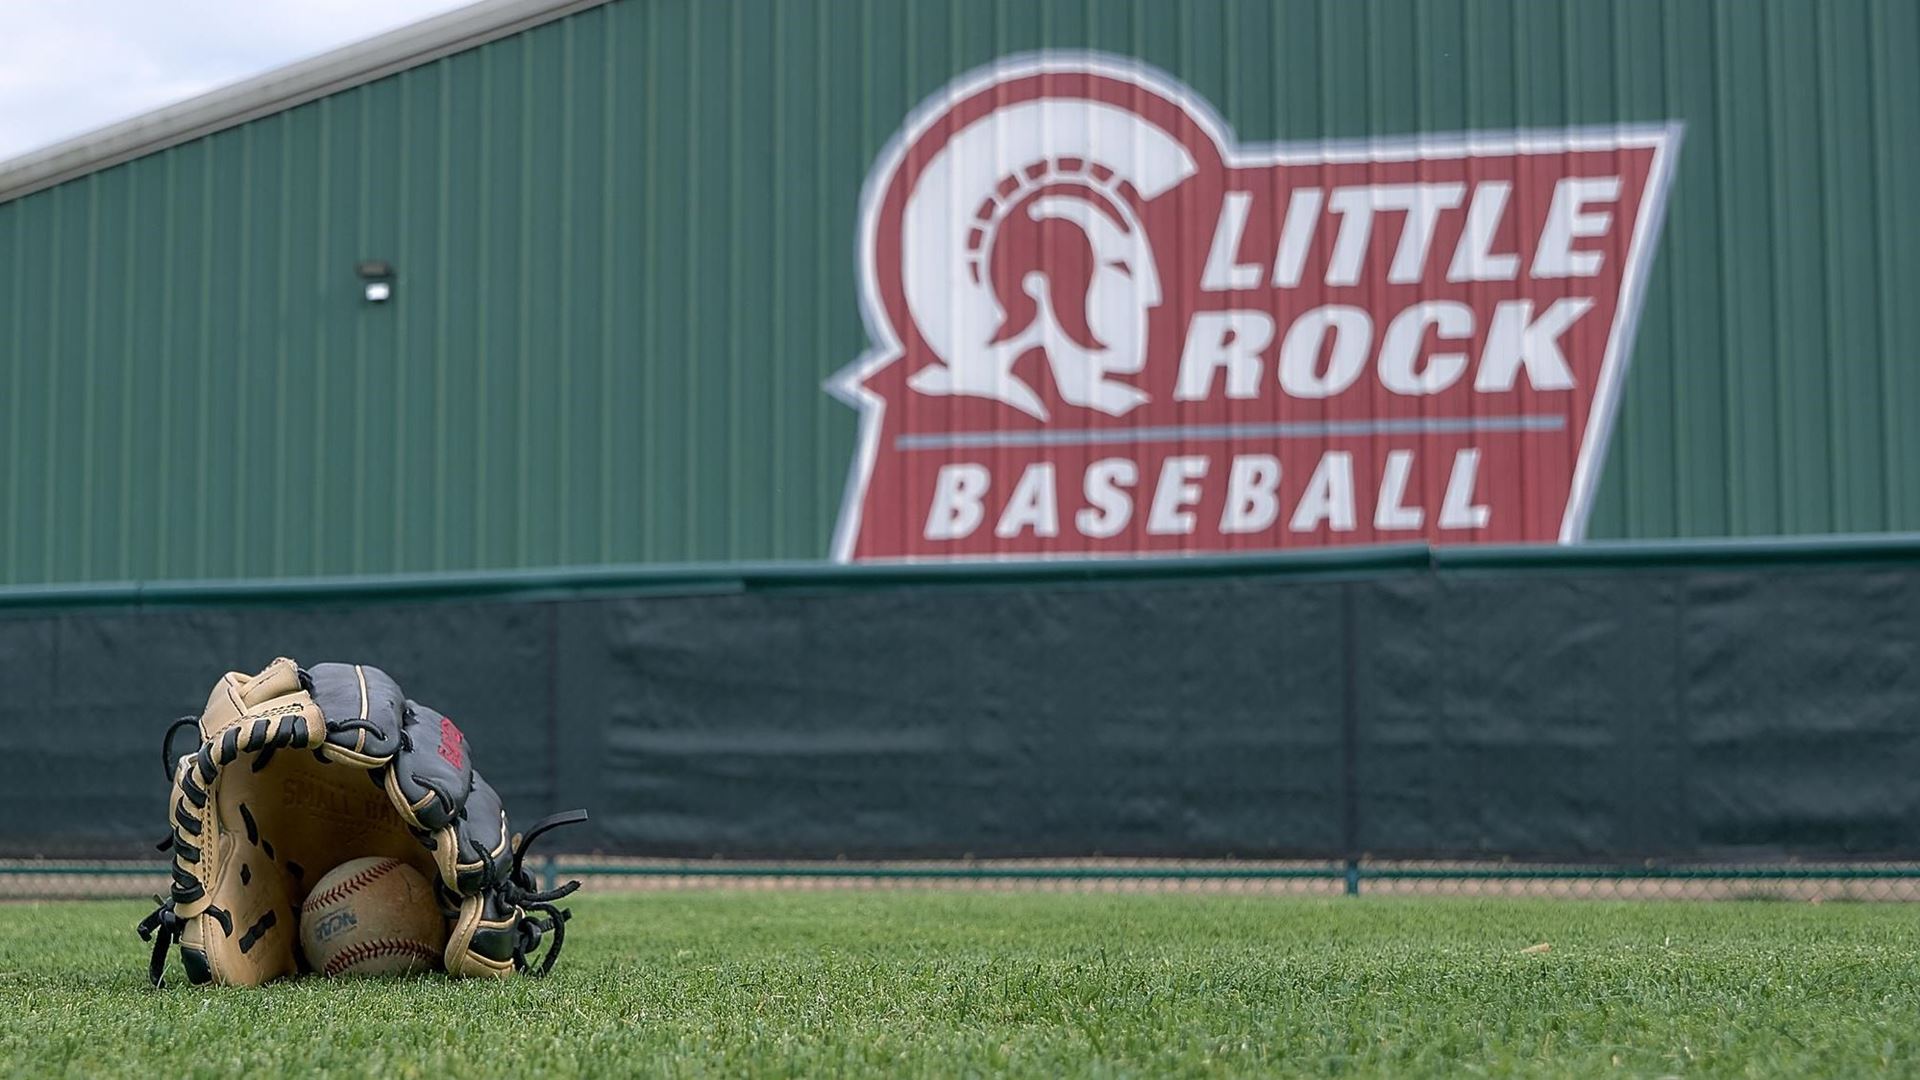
xmin=2 ymin=532 xmax=1918 ymax=612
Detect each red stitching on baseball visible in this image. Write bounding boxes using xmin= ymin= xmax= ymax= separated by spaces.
xmin=322 ymin=938 xmax=441 ymax=976
xmin=301 ymin=858 xmax=405 ymax=912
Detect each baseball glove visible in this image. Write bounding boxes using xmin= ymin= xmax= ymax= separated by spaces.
xmin=137 ymin=657 xmax=586 ymax=986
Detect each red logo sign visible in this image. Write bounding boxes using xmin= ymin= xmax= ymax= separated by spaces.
xmin=437 ymin=716 xmax=465 ymax=770
xmin=828 ymin=54 xmax=1681 ymax=562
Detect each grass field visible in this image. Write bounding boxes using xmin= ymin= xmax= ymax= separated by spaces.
xmin=2 ymin=891 xmax=1917 ymax=1077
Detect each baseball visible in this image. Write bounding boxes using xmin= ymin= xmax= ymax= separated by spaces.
xmin=298 ymin=857 xmax=447 ymax=977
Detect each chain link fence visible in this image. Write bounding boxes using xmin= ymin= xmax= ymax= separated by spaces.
xmin=8 ymin=539 xmax=1920 ymax=898
xmin=10 ymin=858 xmax=1920 ymax=902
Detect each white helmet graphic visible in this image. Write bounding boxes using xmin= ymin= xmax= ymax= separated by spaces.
xmin=898 ymin=98 xmax=1197 ymax=419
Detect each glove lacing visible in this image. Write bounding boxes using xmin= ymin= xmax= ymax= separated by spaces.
xmin=136 ymin=902 xmax=184 ymax=987
xmin=138 ymin=718 xmax=204 ymax=985
xmin=500 ymin=809 xmax=589 ymax=976
xmin=159 ymin=716 xmax=199 ymax=781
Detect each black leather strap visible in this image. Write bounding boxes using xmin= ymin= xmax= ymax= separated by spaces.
xmin=510 ymin=809 xmax=590 ymax=880
xmin=136 ymin=903 xmax=183 ymax=987
xmin=158 ymin=717 xmax=199 ymax=781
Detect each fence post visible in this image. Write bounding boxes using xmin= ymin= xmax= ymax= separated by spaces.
xmin=1341 ymin=584 xmax=1361 ymax=897
xmin=546 ymin=601 xmax=562 ymax=819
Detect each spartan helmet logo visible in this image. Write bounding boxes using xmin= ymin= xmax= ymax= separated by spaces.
xmin=896 ymin=98 xmax=1197 ymax=420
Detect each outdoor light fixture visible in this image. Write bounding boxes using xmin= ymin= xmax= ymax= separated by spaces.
xmin=357 ymin=260 xmax=394 ymax=303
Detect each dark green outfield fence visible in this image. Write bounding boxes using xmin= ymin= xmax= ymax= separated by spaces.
xmin=2 ymin=535 xmax=1917 ymax=865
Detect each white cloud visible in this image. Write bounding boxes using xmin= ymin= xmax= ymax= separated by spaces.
xmin=0 ymin=0 xmax=476 ymax=162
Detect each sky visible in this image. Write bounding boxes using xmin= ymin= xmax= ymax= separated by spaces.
xmin=0 ymin=0 xmax=477 ymax=163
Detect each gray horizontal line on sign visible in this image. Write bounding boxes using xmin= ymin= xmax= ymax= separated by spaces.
xmin=895 ymin=414 xmax=1566 ymax=451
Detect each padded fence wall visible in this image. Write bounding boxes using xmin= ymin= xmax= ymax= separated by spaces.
xmin=2 ymin=538 xmax=1916 ymax=861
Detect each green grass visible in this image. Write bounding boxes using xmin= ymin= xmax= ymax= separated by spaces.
xmin=1 ymin=891 xmax=1917 ymax=1077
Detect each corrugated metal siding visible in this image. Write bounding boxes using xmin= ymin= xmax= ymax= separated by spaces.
xmin=0 ymin=0 xmax=1917 ymax=584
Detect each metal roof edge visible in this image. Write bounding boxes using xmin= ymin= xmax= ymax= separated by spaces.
xmin=0 ymin=0 xmax=615 ymax=205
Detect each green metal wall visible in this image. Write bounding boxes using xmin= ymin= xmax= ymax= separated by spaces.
xmin=1 ymin=0 xmax=1916 ymax=585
